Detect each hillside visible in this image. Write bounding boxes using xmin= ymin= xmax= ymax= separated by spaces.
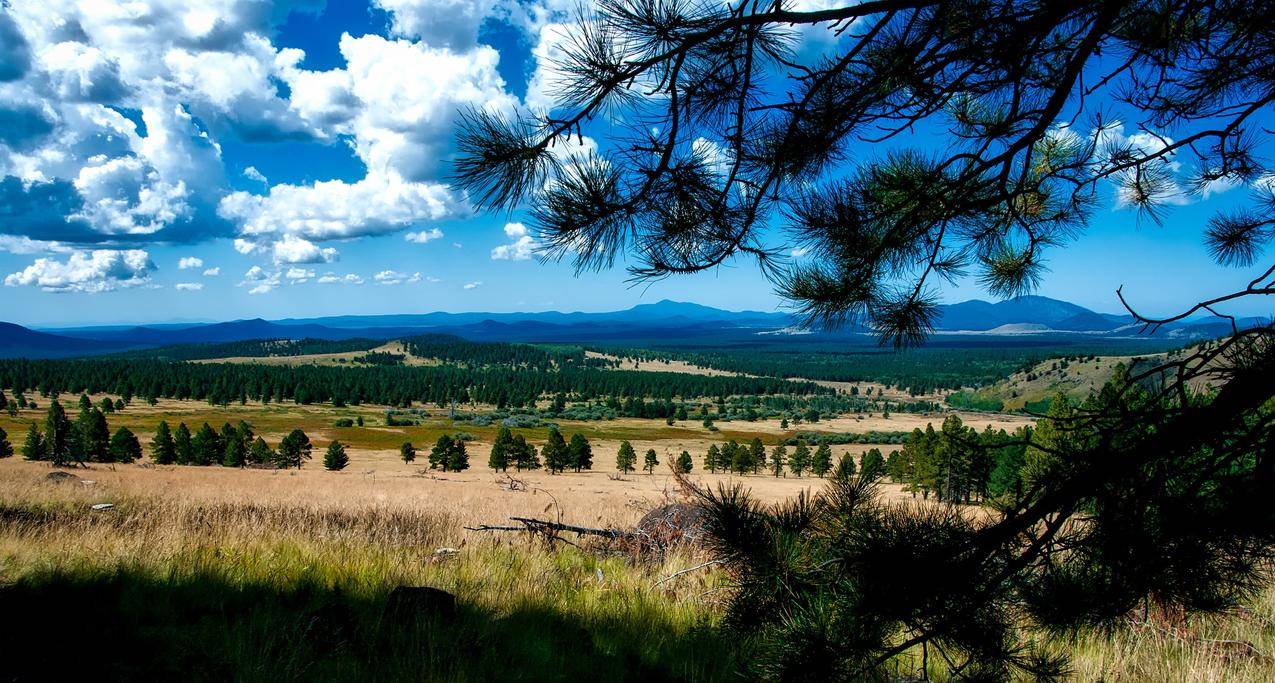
xmin=946 ymin=352 xmax=1170 ymax=412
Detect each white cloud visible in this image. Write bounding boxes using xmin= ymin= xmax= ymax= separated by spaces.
xmin=175 ymin=282 xmax=203 ymax=291
xmin=0 ymin=236 xmax=71 ymax=255
xmin=373 ymin=0 xmax=498 ymax=49
xmin=790 ymin=246 xmax=811 ymax=258
xmin=4 ymin=249 xmax=154 ymax=293
xmin=373 ymin=269 xmax=411 ymax=285
xmin=218 ymin=172 xmax=455 ymax=255
xmin=463 ymin=280 xmax=482 ymax=290
xmin=405 ymin=227 xmax=444 ymax=243
xmin=269 ymin=234 xmax=339 ymax=265
xmin=284 ymin=266 xmax=315 ymax=282
xmin=491 ymin=222 xmax=538 ymax=261
xmin=202 ymin=266 xmax=220 ymax=276
xmin=178 ymin=256 xmax=204 ymax=269
xmin=242 ymin=166 xmax=267 ymax=184
xmin=317 ymin=272 xmax=364 ymax=285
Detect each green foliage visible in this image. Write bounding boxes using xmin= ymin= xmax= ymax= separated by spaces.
xmin=108 ymin=427 xmax=142 ymax=463
xmin=400 ymin=442 xmax=416 ymax=464
xmin=811 ymin=443 xmax=832 ymax=477
xmin=173 ymin=423 xmax=193 ymax=465
xmin=427 ymin=435 xmax=469 ymax=472
xmin=488 ymin=426 xmax=513 ymax=471
xmin=78 ymin=408 xmax=110 ymax=463
xmin=248 ymin=437 xmax=275 ymax=466
xmin=616 ymin=441 xmax=636 ymax=473
xmin=324 ymin=441 xmax=349 ymax=471
xmin=277 ymin=430 xmax=311 ymax=469
xmin=676 ymin=450 xmax=693 ymax=474
xmin=0 ymin=425 xmax=12 ymax=458
xmin=568 ymin=432 xmax=592 ymax=472
xmin=542 ymin=428 xmax=570 ymax=474
xmin=191 ymin=423 xmax=222 ymax=467
xmin=643 ymin=448 xmax=659 ymax=474
xmin=22 ymin=423 xmax=45 ymax=461
xmin=789 ymin=442 xmax=811 ymax=477
xmin=150 ymin=421 xmax=176 ymax=465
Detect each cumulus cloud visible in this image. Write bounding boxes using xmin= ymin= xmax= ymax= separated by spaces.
xmin=317 ymin=272 xmax=364 ymax=285
xmin=202 ymin=266 xmax=220 ymax=276
xmin=373 ymin=270 xmax=422 ymax=285
xmin=242 ymin=166 xmax=267 ymax=184
xmin=4 ymin=249 xmax=154 ymax=292
xmin=405 ymin=227 xmax=443 ymax=243
xmin=269 ymin=234 xmax=339 ymax=265
xmin=491 ymin=222 xmax=538 ymax=261
xmin=175 ymin=282 xmax=203 ymax=291
xmin=178 ymin=256 xmax=203 ymax=269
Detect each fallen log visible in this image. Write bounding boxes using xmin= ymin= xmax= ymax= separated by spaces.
xmin=465 ymin=517 xmax=635 ymax=542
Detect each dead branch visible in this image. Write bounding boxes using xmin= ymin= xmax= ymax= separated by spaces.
xmin=465 ymin=516 xmax=634 ymax=541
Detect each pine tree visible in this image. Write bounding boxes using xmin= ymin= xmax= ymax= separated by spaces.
xmin=99 ymin=397 xmax=115 ymax=414
xmin=248 ymin=437 xmax=274 ymax=466
xmin=108 ymin=427 xmax=142 ymax=463
xmin=77 ymin=394 xmax=91 ymax=413
xmin=446 ymin=439 xmax=469 ymax=472
xmin=790 ymin=441 xmax=811 ymax=477
xmin=22 ymin=423 xmax=45 ymax=461
xmin=174 ymin=422 xmax=193 ymax=465
xmin=44 ymin=400 xmax=78 ymax=467
xmin=834 ymin=453 xmax=856 ymax=480
xmin=277 ymin=429 xmax=311 ymax=469
xmin=79 ymin=408 xmax=111 ymax=463
xmin=811 ymin=443 xmax=833 ymax=477
xmin=222 ymin=434 xmax=246 ymax=468
xmin=0 ymin=390 xmax=7 ymax=412
xmin=0 ymin=426 xmax=12 ymax=459
xmin=150 ymin=421 xmax=176 ymax=464
xmin=616 ymin=440 xmax=636 ymax=473
xmin=512 ymin=434 xmax=539 ymax=470
xmin=705 ymin=444 xmax=721 ymax=473
xmin=191 ymin=423 xmax=222 ymax=466
xmin=400 ymin=441 xmax=417 ymax=464
xmin=568 ymin=432 xmax=593 ymax=471
xmin=861 ymin=448 xmax=885 ymax=476
xmin=489 ymin=426 xmax=513 ymax=471
xmin=643 ymin=448 xmax=659 ymax=473
xmin=542 ymin=428 xmax=570 ymax=474
xmin=324 ymin=441 xmax=349 ymax=471
xmin=429 ymin=435 xmax=454 ymax=470
xmin=749 ymin=438 xmax=766 ymax=475
xmin=676 ymin=450 xmax=693 ymax=474
xmin=780 ymin=417 xmax=789 ymax=430
xmin=769 ymin=444 xmax=787 ymax=477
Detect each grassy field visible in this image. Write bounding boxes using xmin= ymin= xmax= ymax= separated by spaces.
xmin=2 ymin=394 xmax=1272 ymax=680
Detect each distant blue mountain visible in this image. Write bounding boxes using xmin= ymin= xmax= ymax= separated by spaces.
xmin=1 ymin=296 xmax=1264 ymax=359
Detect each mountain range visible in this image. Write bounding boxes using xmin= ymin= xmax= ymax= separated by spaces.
xmin=2 ymin=296 xmax=1265 ymax=359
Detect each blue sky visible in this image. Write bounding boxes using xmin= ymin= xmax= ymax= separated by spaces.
xmin=0 ymin=1 xmax=1270 ymax=326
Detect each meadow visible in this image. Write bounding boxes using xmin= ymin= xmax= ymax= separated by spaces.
xmin=2 ymin=389 xmax=1273 ymax=680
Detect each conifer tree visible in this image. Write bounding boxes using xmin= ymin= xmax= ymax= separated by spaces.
xmin=248 ymin=437 xmax=274 ymax=466
xmin=834 ymin=453 xmax=856 ymax=480
xmin=769 ymin=444 xmax=787 ymax=477
xmin=324 ymin=440 xmax=349 ymax=471
xmin=400 ymin=441 xmax=416 ymax=464
xmin=489 ymin=426 xmax=513 ymax=471
xmin=861 ymin=448 xmax=885 ymax=476
xmin=789 ymin=441 xmax=811 ymax=477
xmin=191 ymin=423 xmax=221 ymax=466
xmin=22 ymin=423 xmax=45 ymax=461
xmin=44 ymin=400 xmax=77 ymax=467
xmin=447 ymin=439 xmax=469 ymax=472
xmin=676 ymin=450 xmax=693 ymax=474
xmin=150 ymin=421 xmax=176 ymax=465
xmin=643 ymin=448 xmax=659 ymax=473
xmin=542 ymin=428 xmax=569 ymax=473
xmin=512 ymin=434 xmax=540 ymax=471
xmin=429 ymin=435 xmax=454 ymax=470
xmin=705 ymin=444 xmax=721 ymax=473
xmin=277 ymin=429 xmax=311 ymax=469
xmin=108 ymin=427 xmax=141 ymax=463
xmin=79 ymin=408 xmax=111 ymax=463
xmin=568 ymin=432 xmax=593 ymax=471
xmin=222 ymin=434 xmax=246 ymax=468
xmin=749 ymin=438 xmax=766 ymax=475
xmin=0 ymin=426 xmax=12 ymax=459
xmin=616 ymin=440 xmax=636 ymax=473
xmin=811 ymin=443 xmax=833 ymax=477
xmin=173 ymin=422 xmax=193 ymax=465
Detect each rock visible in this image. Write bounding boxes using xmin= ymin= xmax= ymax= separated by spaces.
xmin=90 ymin=503 xmax=114 ymax=511
xmin=636 ymin=503 xmax=709 ymax=549
xmin=384 ymin=586 xmax=457 ymax=621
xmin=45 ymin=471 xmax=77 ymax=483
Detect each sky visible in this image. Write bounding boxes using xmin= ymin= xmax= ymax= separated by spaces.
xmin=0 ymin=0 xmax=1270 ymax=327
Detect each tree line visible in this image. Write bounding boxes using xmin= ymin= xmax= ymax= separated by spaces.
xmin=0 ymin=356 xmax=826 ymax=410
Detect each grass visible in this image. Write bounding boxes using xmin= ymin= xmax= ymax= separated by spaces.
xmin=1 ymin=396 xmax=1272 ymax=680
